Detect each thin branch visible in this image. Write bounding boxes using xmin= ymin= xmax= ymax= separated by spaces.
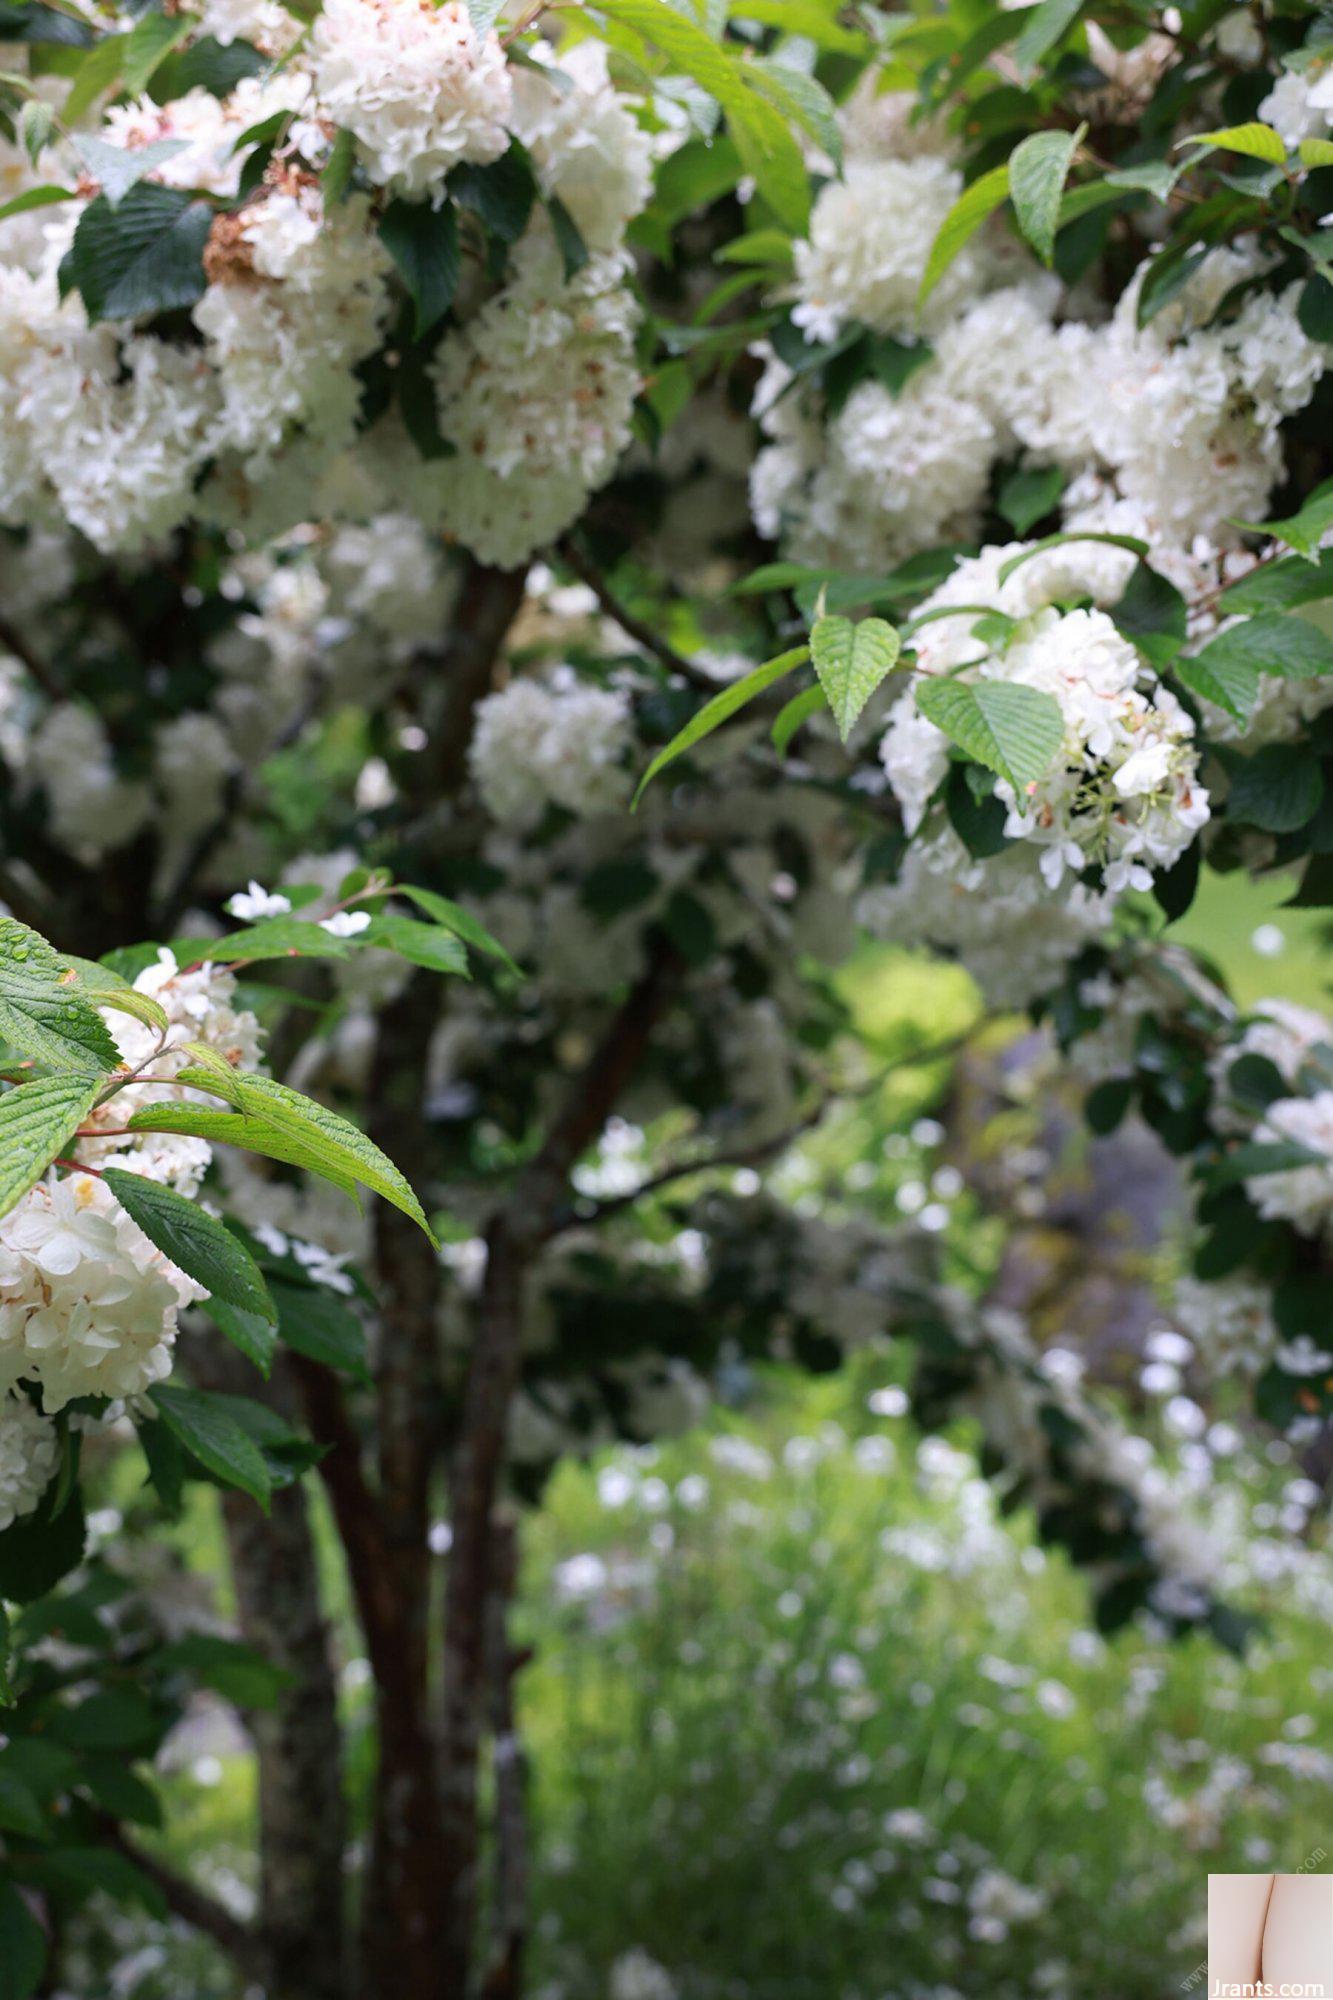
xmin=101 ymin=1823 xmax=265 ymax=1980
xmin=0 ymin=612 xmax=64 ymax=705
xmin=555 ymin=1028 xmax=977 ymax=1232
xmin=555 ymin=536 xmax=718 ymax=692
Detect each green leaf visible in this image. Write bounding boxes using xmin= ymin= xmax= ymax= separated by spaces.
xmin=996 ymin=530 xmax=1148 ymax=586
xmin=809 ymin=615 xmax=901 ymax=742
xmin=547 ymin=192 xmax=589 ymax=279
xmin=393 ymin=884 xmax=521 ymax=976
xmin=18 ymin=97 xmax=53 ymax=165
xmin=598 ymin=0 xmax=809 ymax=228
xmin=0 ymin=1073 xmax=102 ymax=1223
xmin=919 ymin=162 xmax=1010 ymax=307
xmin=0 ymin=0 xmax=90 ymax=44
xmin=148 ymin=1385 xmax=271 ymax=1509
xmin=0 ymin=919 xmax=122 ymax=1075
xmin=1208 ymin=1139 xmax=1326 ymax=1190
xmin=56 ymin=956 xmax=168 ymax=1036
xmin=449 ymin=141 xmax=536 ymax=244
xmin=1191 ymin=613 xmax=1333 ymax=685
xmin=272 ymin=1278 xmax=369 ymax=1383
xmin=1174 ymin=651 xmax=1260 ymax=724
xmin=997 ymin=464 xmax=1064 ymax=535
xmin=945 ymin=760 xmax=1009 ymax=857
xmin=148 ymin=33 xmax=265 ymax=101
xmin=0 ymin=1880 xmax=46 ymax=2000
xmin=1135 ymin=239 xmax=1208 ymax=328
xmin=1236 ymin=476 xmax=1333 ymax=562
xmin=1218 ymin=551 xmax=1333 ymax=613
xmin=362 ymin=914 xmax=469 ymax=978
xmin=771 ymin=683 xmax=824 ymax=757
xmin=1184 ymin=121 xmax=1288 ymax=166
xmin=0 ymin=183 xmax=74 ymax=223
xmin=154 ymin=1631 xmax=288 ymax=1707
xmin=632 ymin=645 xmax=809 ymax=804
xmin=377 ymin=198 xmax=460 ymax=339
xmin=1013 ymin=0 xmax=1083 ymax=78
xmin=201 ymin=1296 xmax=278 ymax=1377
xmin=0 ymin=1769 xmax=47 ymax=1841
xmin=466 ymin=0 xmax=506 ymax=31
xmin=321 ymin=125 xmax=356 ymax=205
xmin=101 ymin=1169 xmax=276 ymax=1321
xmin=170 ymin=916 xmax=357 ymax=965
xmin=1112 ymin=561 xmax=1187 ymax=666
xmin=21 ymin=1846 xmax=166 ymax=1919
xmin=915 ymin=678 xmax=1064 ymax=794
xmin=76 ymin=1757 xmax=162 ymax=1828
xmin=64 ymin=184 xmax=211 ymax=323
xmin=61 ymin=31 xmax=128 ymax=124
xmin=1226 ymin=745 xmax=1324 ymax=833
xmin=716 ymin=225 xmax=794 ymax=269
xmin=72 ymin=134 xmax=189 ymax=207
xmin=1299 ymin=136 xmax=1333 ymax=169
xmin=1009 ymin=124 xmax=1085 ymax=266
xmin=744 ymin=56 xmax=842 ymax=170
xmin=129 ymin=1075 xmax=437 ymax=1243
xmin=120 ymin=6 xmax=190 ymax=93
xmin=0 ymin=1488 xmax=86 ymax=1605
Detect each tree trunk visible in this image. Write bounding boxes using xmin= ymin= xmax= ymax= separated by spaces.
xmin=195 ymin=1341 xmax=349 ymax=2000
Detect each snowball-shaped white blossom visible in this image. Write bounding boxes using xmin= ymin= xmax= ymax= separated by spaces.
xmin=470 ymin=670 xmax=632 ymax=829
xmin=791 ymin=158 xmax=986 ymax=340
xmin=1259 ymin=63 xmax=1333 ymax=148
xmin=195 ymin=186 xmax=391 ymax=472
xmin=307 ymin=0 xmax=511 ymax=198
xmin=0 ymin=265 xmax=218 ymax=554
xmin=0 ymin=1174 xmax=199 ymax=1412
xmin=1247 ymin=1092 xmax=1333 ymax=1243
xmin=75 ymin=951 xmax=264 ymax=1193
xmin=858 ymin=821 xmax=1116 ymax=1010
xmin=508 ymin=40 xmax=652 ymax=252
xmin=29 ymin=704 xmax=152 ymax=863
xmin=426 ymin=225 xmax=640 ymax=564
xmin=0 ymin=1391 xmax=60 ymax=1529
xmin=879 ymin=545 xmax=1209 ymax=894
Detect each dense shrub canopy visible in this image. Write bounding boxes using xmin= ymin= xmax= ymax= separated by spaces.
xmin=0 ymin=0 xmax=1331 ymax=1993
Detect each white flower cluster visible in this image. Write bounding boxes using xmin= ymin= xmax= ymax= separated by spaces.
xmin=751 ymin=90 xmax=1325 ymax=586
xmin=0 ymin=1389 xmax=61 ymax=1530
xmin=1207 ymin=998 xmax=1333 ymax=1247
xmin=865 ymin=542 xmax=1208 ymax=1004
xmin=469 ymin=668 xmax=633 ymax=829
xmin=0 ymin=20 xmax=649 ymax=563
xmin=307 ymin=0 xmax=511 ymax=198
xmin=75 ymin=949 xmax=264 ymax=1196
xmin=0 ymin=1173 xmax=199 ymax=1413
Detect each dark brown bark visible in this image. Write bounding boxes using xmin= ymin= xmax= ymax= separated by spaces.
xmin=193 ymin=1342 xmax=349 ymax=2000
xmin=354 ymin=559 xmax=529 ymax=1998
xmin=479 ymin=1518 xmax=530 ymax=2000
xmin=437 ymin=940 xmax=683 ymax=1985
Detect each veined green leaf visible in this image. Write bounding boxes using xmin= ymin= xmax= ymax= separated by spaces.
xmin=0 ymin=183 xmax=74 ymax=223
xmin=393 ymin=884 xmax=521 ymax=976
xmin=1299 ymin=137 xmax=1333 ymax=169
xmin=1188 ymin=614 xmax=1333 ymax=685
xmin=56 ymin=956 xmax=168 ymax=1037
xmin=915 ymin=678 xmax=1064 ymax=794
xmin=128 ymin=1073 xmax=437 ymax=1244
xmin=0 ymin=1073 xmax=102 ymax=1222
xmin=1183 ymin=121 xmax=1287 ymax=166
xmin=102 ymin=1169 xmax=277 ymax=1322
xmin=919 ymin=163 xmax=1009 ymax=307
xmin=771 ymin=683 xmax=824 ymax=757
xmin=743 ymin=56 xmax=842 ymax=169
xmin=810 ymin=616 xmax=901 ymax=741
xmin=1234 ymin=476 xmax=1333 ymax=562
xmin=1009 ymin=124 xmax=1086 ymax=266
xmin=148 ymin=1385 xmax=271 ymax=1510
xmin=1013 ymin=0 xmax=1083 ymax=79
xmin=0 ymin=919 xmax=122 ymax=1076
xmin=633 ymin=646 xmax=809 ymax=804
xmin=1174 ymin=651 xmax=1260 ymax=724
